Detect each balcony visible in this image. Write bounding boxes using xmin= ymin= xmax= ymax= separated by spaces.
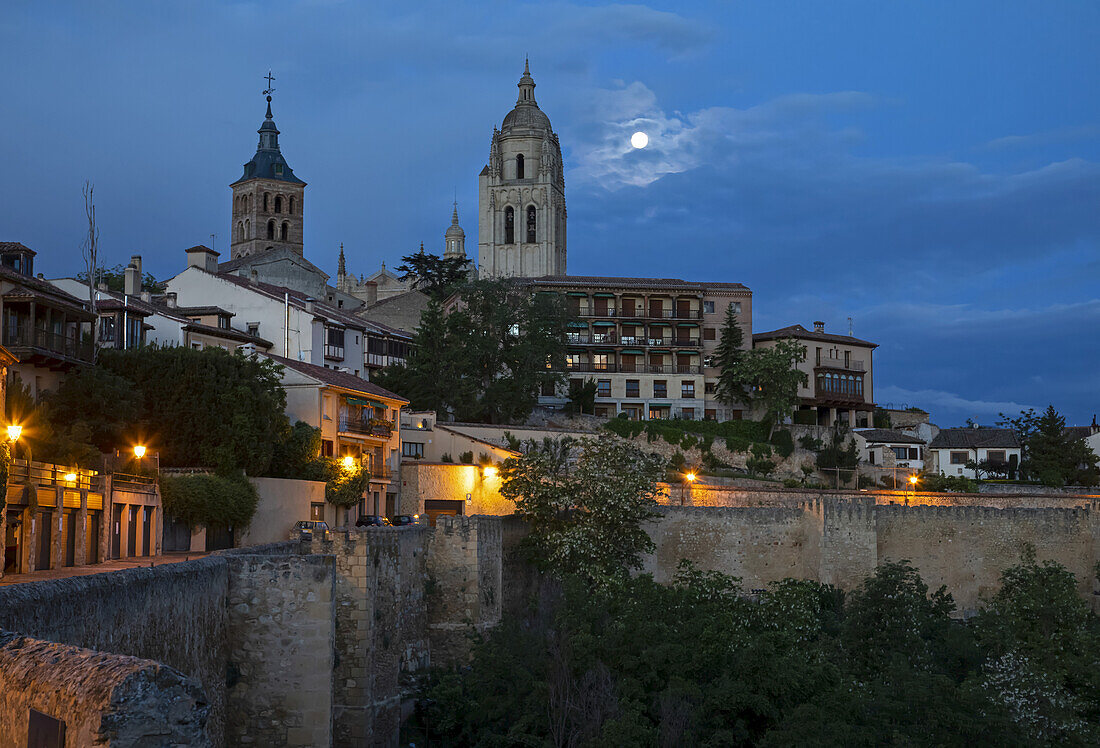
xmin=813 ymin=386 xmax=866 ymax=404
xmin=671 ymin=338 xmax=701 ymax=348
xmin=816 ymin=356 xmax=865 ymax=371
xmin=368 ymin=463 xmax=392 ymax=479
xmin=338 ymin=418 xmax=393 ymax=439
xmin=565 ymin=362 xmax=616 ymax=373
xmin=324 ymin=344 xmax=345 ymax=361
xmin=574 ymin=306 xmax=617 ymax=318
xmin=2 ymin=323 xmax=93 ymax=365
xmin=566 ymin=333 xmax=618 ymax=345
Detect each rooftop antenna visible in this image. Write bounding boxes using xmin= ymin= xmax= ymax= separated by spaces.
xmin=210 ymin=233 xmax=216 ymax=251
xmin=848 ymin=316 xmax=853 ymax=336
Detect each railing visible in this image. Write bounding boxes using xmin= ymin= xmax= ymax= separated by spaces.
xmin=323 ymin=344 xmax=345 ymax=361
xmin=9 ymin=459 xmax=105 ymax=491
xmin=571 ymin=305 xmax=704 ymax=320
xmin=814 ymin=387 xmax=866 ymax=403
xmin=2 ymin=323 xmax=93 ymax=363
xmin=339 ymin=419 xmax=393 ymax=439
xmin=671 ymin=338 xmax=701 ymax=347
xmin=565 ymin=363 xmax=703 ymax=375
xmin=368 ymin=464 xmax=392 ymax=479
xmin=816 ymin=357 xmax=865 ymax=371
xmin=566 ymin=333 xmax=618 ymax=345
xmin=564 ymin=362 xmax=615 ymax=373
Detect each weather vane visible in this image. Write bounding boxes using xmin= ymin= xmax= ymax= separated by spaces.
xmin=263 ymin=70 xmax=276 ymax=97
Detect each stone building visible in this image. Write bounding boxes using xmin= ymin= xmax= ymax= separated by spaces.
xmin=478 ymin=61 xmax=567 ymax=278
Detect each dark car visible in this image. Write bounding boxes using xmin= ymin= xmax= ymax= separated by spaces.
xmin=391 ymin=514 xmax=420 ymax=527
xmin=294 ymin=520 xmax=329 ymax=539
xmin=356 ymin=515 xmax=392 ymax=528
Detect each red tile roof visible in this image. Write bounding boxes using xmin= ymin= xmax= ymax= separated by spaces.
xmin=261 ymin=352 xmax=408 ymax=403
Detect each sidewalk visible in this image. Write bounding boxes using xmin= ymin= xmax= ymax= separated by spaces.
xmin=0 ymin=552 xmax=208 ymax=587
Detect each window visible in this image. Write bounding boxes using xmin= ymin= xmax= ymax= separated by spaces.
xmin=504 ymin=206 xmax=515 ymax=244
xmin=681 ymin=380 xmax=695 ymax=398
xmin=950 ymin=451 xmax=969 ymax=465
xmin=275 ymin=195 xmax=283 ymax=213
xmin=703 ymin=301 xmax=715 ymax=314
xmin=402 ymin=442 xmax=425 ymax=459
xmin=274 ymin=164 xmax=283 ymax=176
xmin=987 ymin=450 xmax=1006 ymax=464
xmin=703 ymin=327 xmax=716 ymax=340
xmin=280 ymin=222 xmax=289 ymax=240
xmin=321 ymin=439 xmax=334 ymax=457
xmin=569 ymin=378 xmax=583 ymax=394
xmin=218 ymin=316 xmax=229 ymax=329
xmin=566 ymin=353 xmax=582 ymax=369
xmin=625 ymin=380 xmax=640 ymax=398
xmin=263 ymin=193 xmax=269 ymax=211
xmin=247 ymin=323 xmax=259 ymax=336
xmin=596 ymin=379 xmax=611 ymax=397
xmin=526 ymin=206 xmax=536 ymax=243
xmin=704 ymin=382 xmax=716 ymax=395
xmin=266 ymin=220 xmax=275 ymax=239
xmin=324 ymin=327 xmax=345 ymax=360
xmin=245 ymin=219 xmax=250 ymax=238
xmin=705 ymin=408 xmax=716 ymax=421
xmin=653 ymin=380 xmax=667 ymax=398
xmin=516 ymin=153 xmax=525 ymax=179
xmin=729 ymin=302 xmax=742 ymax=313
xmin=592 ymin=353 xmax=610 ymax=371
xmin=100 ymin=316 xmax=116 ymax=343
xmin=682 ymin=408 xmax=695 ymax=420
xmin=541 ymin=380 xmax=556 ymax=396
xmin=289 ymin=196 xmax=295 ymax=214
xmin=891 ymin=446 xmax=909 ymax=460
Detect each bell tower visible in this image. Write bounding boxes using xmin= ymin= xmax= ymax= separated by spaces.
xmin=230 ymin=75 xmax=307 ymax=260
xmin=478 ymin=60 xmax=566 ymax=278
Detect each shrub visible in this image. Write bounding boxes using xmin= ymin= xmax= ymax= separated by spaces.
xmin=681 ymin=434 xmax=698 ymax=451
xmin=783 ymin=478 xmax=801 ymax=488
xmin=670 ymin=451 xmax=686 ymax=470
xmin=771 ymin=429 xmax=794 ymax=459
xmin=325 ymin=462 xmax=370 ymax=507
xmin=750 ymin=443 xmax=773 ymax=460
xmin=459 ymin=451 xmax=474 ymax=464
xmin=160 ymin=473 xmax=258 ymax=529
xmin=441 ymin=453 xmax=454 ymax=463
xmin=858 ymin=475 xmax=877 ymax=488
xmin=703 ymin=451 xmax=728 ymax=471
xmin=793 ymin=410 xmax=817 ymax=425
xmin=746 ymin=457 xmax=775 ymax=477
xmin=726 ymin=436 xmax=751 ymax=453
xmin=799 ymin=435 xmax=824 ymax=452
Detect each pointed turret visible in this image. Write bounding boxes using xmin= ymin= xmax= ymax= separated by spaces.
xmin=444 ymin=202 xmax=466 ymax=260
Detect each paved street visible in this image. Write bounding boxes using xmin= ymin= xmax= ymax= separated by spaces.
xmin=0 ymin=552 xmax=207 ymax=587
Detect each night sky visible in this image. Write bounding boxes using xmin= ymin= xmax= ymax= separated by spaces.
xmin=2 ymin=1 xmax=1097 ymax=427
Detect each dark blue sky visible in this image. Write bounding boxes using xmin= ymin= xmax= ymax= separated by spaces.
xmin=2 ymin=1 xmax=1097 ymax=427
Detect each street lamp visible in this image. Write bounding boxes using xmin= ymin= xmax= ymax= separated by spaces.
xmin=482 ymin=466 xmax=499 ymax=479
xmin=342 ymin=455 xmax=357 ymax=471
xmin=7 ymin=424 xmax=22 ymax=443
xmin=908 ymin=474 xmax=919 ymax=499
xmin=133 ymin=445 xmax=147 ymax=459
xmin=681 ymin=471 xmax=696 ymax=506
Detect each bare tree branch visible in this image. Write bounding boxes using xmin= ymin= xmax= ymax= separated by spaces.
xmin=81 ymin=181 xmax=99 ymax=356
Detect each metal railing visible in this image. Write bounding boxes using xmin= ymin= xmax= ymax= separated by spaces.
xmin=816 ymin=356 xmax=866 ymax=371
xmin=2 ymin=323 xmax=94 ymax=363
xmin=339 ymin=419 xmax=393 ymax=439
xmin=564 ymin=363 xmax=702 ymax=375
xmin=323 ymin=344 xmax=345 ymax=361
xmin=575 ymin=307 xmax=703 ymax=320
xmin=8 ymin=459 xmax=104 ymax=491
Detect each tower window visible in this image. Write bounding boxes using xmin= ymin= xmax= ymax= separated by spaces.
xmin=267 ymin=220 xmax=275 ymax=240
xmin=504 ymin=207 xmax=515 ymax=244
xmin=526 ymin=206 xmax=536 ymax=243
xmin=236 ymin=221 xmax=244 ymax=242
xmin=275 ymin=196 xmax=283 ymax=213
xmin=263 ymin=193 xmax=269 ymax=212
xmin=516 ymin=154 xmax=525 ymax=179
xmin=289 ymin=196 xmax=295 ymax=214
xmin=280 ymin=222 xmax=289 ymax=240
xmin=245 ymin=219 xmax=250 ymax=238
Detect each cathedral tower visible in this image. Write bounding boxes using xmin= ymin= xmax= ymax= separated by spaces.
xmin=230 ymin=91 xmax=306 ymax=260
xmin=444 ymin=202 xmax=466 ymax=260
xmin=478 ymin=61 xmax=566 ymax=278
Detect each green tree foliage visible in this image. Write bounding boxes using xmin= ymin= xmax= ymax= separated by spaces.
xmin=411 ymin=556 xmax=1100 ymax=746
xmin=873 ymin=406 xmax=892 ymax=428
xmin=714 ymin=306 xmax=748 ymax=407
xmin=815 ymin=427 xmax=858 ymax=475
xmin=565 ymin=378 xmax=598 ymax=416
xmin=394 ymin=246 xmax=471 ymax=301
xmin=41 ymin=367 xmax=140 ymax=455
xmin=267 ymin=421 xmax=327 ymax=481
xmin=1026 ymin=405 xmax=1100 ymax=487
xmin=4 ymin=374 xmax=102 ymax=468
xmin=919 ymin=472 xmax=979 ymax=493
xmin=725 ymin=338 xmax=808 ymax=436
xmin=76 ymin=263 xmax=165 ymax=293
xmin=159 ymin=473 xmax=258 ymax=529
xmin=99 ymin=347 xmax=287 ymax=474
xmin=771 ymin=427 xmax=794 ymax=458
xmin=376 ymin=279 xmax=567 ymax=424
xmin=500 ymin=437 xmax=665 ymax=582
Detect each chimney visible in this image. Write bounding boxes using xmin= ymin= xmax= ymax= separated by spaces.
xmin=185 ymin=245 xmax=221 ymax=273
xmin=130 ymin=255 xmax=142 ymax=278
xmin=250 ymin=269 xmax=259 ymax=285
xmin=813 ymin=321 xmax=825 ymax=333
xmin=140 ymin=291 xmax=151 ymax=303
xmin=97 ymin=281 xmax=108 ymax=292
xmin=166 ymin=292 xmax=177 ymax=309
xmin=124 ymin=263 xmax=140 ymax=296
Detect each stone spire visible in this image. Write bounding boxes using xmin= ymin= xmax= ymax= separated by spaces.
xmin=444 ymin=201 xmax=466 ymax=259
xmin=516 ymin=57 xmax=536 ymax=106
xmin=338 ymin=243 xmax=346 ymax=276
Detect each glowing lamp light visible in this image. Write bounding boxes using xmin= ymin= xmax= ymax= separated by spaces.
xmin=482 ymin=466 xmax=499 ymax=478
xmin=64 ymin=472 xmax=77 ymax=482
xmin=685 ymin=472 xmax=697 ymax=483
xmin=133 ymin=445 xmax=147 ymax=458
xmin=342 ymin=455 xmax=356 ymax=471
xmin=908 ymin=475 xmax=919 ymax=485
xmin=7 ymin=424 xmax=22 ymax=442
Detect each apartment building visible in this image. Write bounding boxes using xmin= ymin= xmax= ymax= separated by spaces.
xmin=524 ymin=275 xmax=752 ymax=421
xmin=753 ymin=321 xmax=877 ymax=428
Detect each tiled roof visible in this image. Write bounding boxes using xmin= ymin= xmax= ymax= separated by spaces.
xmin=213 ymin=271 xmax=367 ymax=331
xmin=928 ymin=428 xmax=1019 ymax=450
xmin=753 ymin=324 xmax=877 ymax=348
xmin=0 ymin=267 xmax=95 ymax=318
xmin=216 ymin=247 xmax=327 ymax=278
xmin=0 ymin=242 xmax=36 ymax=255
xmin=261 ymin=353 xmax=407 ymax=403
xmin=172 ymin=305 xmax=232 ymax=317
xmin=853 ymin=428 xmax=925 ymax=445
xmin=183 ymin=321 xmax=273 ymax=348
xmin=526 ymin=275 xmax=749 ymax=292
xmin=1064 ymin=426 xmax=1098 ymax=441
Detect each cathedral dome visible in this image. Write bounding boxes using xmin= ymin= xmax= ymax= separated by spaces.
xmin=502 ymin=104 xmax=551 ymax=132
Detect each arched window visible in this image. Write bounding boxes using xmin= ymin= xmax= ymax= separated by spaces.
xmin=245 ymin=219 xmax=250 ymax=238
xmin=526 ymin=206 xmax=536 ymax=243
xmin=263 ymin=193 xmax=270 ymax=212
xmin=856 ymin=377 xmax=863 ymax=395
xmin=275 ymin=195 xmax=283 ymax=214
xmin=516 ymin=154 xmax=525 ymax=179
xmin=267 ymin=220 xmax=275 ymax=240
xmin=280 ymin=222 xmax=289 ymax=240
xmin=236 ymin=221 xmax=243 ymax=241
xmin=504 ymin=206 xmax=515 ymax=244
xmin=289 ymin=196 xmax=295 ymax=214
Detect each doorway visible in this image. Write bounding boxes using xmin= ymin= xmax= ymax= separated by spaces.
xmin=127 ymin=506 xmax=138 ymax=557
xmin=86 ymin=511 xmax=100 ymax=564
xmin=36 ymin=510 xmax=52 ymax=571
xmin=5 ymin=508 xmax=22 ymax=574
xmin=63 ymin=509 xmax=76 ymax=567
xmin=111 ymin=504 xmax=123 ymax=559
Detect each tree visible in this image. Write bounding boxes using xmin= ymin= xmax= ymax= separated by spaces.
xmin=41 ymin=367 xmax=140 ymax=455
xmin=565 ymin=378 xmax=598 ymax=416
xmin=714 ymin=306 xmax=749 ymax=408
xmin=395 ymin=246 xmax=471 ymax=301
xmin=75 ymin=263 xmax=165 ymax=295
xmin=373 ymin=298 xmax=453 ymax=416
xmin=81 ymin=181 xmax=99 ymax=354
xmin=1025 ymin=405 xmax=1099 ymax=487
xmin=500 ymin=437 xmax=665 ymax=581
xmin=732 ymin=339 xmax=808 ymax=435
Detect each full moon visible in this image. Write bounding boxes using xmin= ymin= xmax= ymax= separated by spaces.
xmin=630 ymin=131 xmax=649 ymax=149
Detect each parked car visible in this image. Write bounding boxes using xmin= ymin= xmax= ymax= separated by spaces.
xmin=356 ymin=515 xmax=392 ymax=528
xmin=391 ymin=514 xmax=420 ymax=527
xmin=294 ymin=520 xmax=329 ymax=539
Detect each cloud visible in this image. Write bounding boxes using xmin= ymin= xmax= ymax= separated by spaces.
xmin=874 ymin=386 xmax=1036 ymax=424
xmin=540 ymin=3 xmax=714 ymax=55
xmin=980 ymin=124 xmax=1100 ymax=151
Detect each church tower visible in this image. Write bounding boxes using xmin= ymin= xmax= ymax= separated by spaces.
xmin=444 ymin=202 xmax=466 ymax=260
xmin=478 ymin=61 xmax=567 ymax=278
xmin=230 ymin=88 xmax=306 ymax=260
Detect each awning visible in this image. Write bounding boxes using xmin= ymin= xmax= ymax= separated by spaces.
xmin=676 ymin=322 xmax=699 ymax=327
xmin=620 ymin=349 xmax=644 ymax=355
xmin=566 ymin=291 xmax=588 ymax=297
xmin=594 ymin=348 xmax=616 ymax=353
xmin=649 ymin=321 xmax=671 ymax=326
xmin=592 ymin=321 xmax=616 ymax=327
xmin=347 ymin=396 xmax=386 ymax=410
xmin=593 ymin=292 xmax=616 ymax=298
xmin=567 ymin=322 xmax=588 ymax=328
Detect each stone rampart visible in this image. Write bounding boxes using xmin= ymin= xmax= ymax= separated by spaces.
xmin=0 ymin=631 xmax=209 ymax=746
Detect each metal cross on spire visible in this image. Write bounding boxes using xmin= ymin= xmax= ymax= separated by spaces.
xmin=263 ymin=70 xmax=276 ymax=96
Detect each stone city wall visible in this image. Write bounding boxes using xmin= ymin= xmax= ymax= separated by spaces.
xmin=0 ymin=631 xmax=209 ymax=747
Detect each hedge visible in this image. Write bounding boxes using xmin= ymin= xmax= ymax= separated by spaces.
xmin=160 ymin=473 xmax=258 ymax=529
